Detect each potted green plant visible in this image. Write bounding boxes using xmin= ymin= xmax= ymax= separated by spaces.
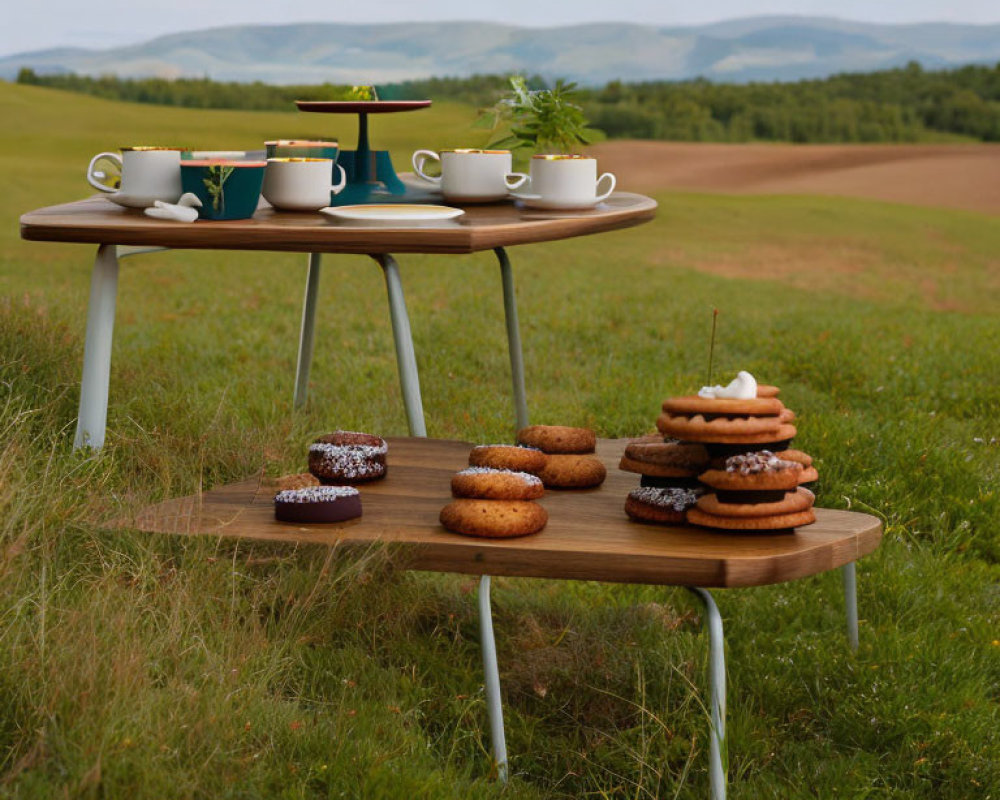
xmin=479 ymin=76 xmax=592 ymax=155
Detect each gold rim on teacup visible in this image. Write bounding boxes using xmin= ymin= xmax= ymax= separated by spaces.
xmin=265 ymin=140 xmax=338 ymax=147
xmin=267 ymin=157 xmax=332 ymax=163
xmin=120 ymin=146 xmax=187 ymax=152
xmin=532 ymin=154 xmax=592 ymax=160
xmin=440 ymin=148 xmax=511 ymax=155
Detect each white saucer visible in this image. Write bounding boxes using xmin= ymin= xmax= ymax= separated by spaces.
xmin=319 ymin=204 xmax=464 ymax=225
xmin=509 ymin=192 xmax=603 ymax=210
xmin=106 ymin=192 xmax=174 ymax=209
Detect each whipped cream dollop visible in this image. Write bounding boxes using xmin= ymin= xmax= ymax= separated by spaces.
xmin=698 ymin=370 xmax=757 ymax=399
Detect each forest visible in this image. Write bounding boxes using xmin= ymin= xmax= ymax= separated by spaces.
xmin=15 ymin=61 xmax=1000 ymax=143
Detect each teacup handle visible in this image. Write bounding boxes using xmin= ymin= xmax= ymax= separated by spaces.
xmin=595 ymin=172 xmax=616 ymax=202
xmin=329 ymin=164 xmax=347 ymax=195
xmin=87 ymin=152 xmax=123 ymax=193
xmin=412 ymin=150 xmax=441 ymax=185
xmin=505 ymin=172 xmax=529 ymax=191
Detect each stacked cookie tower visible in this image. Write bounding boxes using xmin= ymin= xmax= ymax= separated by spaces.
xmin=624 ymin=372 xmax=819 ymax=531
xmin=620 ymin=437 xmax=709 ymax=524
xmin=272 ymin=430 xmax=388 ymax=524
xmin=440 ymin=467 xmax=547 ymax=538
xmin=516 ymin=425 xmax=606 ymax=489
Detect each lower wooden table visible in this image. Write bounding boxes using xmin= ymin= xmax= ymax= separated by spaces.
xmin=125 ymin=437 xmax=883 ymax=799
xmin=20 ymin=191 xmax=656 ymax=449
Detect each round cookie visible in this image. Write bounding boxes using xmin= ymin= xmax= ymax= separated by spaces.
xmin=622 ymin=440 xmax=709 ymax=470
xmin=440 ymin=499 xmax=548 ymax=538
xmin=696 ymin=487 xmax=815 ymax=517
xmin=656 ymin=412 xmax=782 ymax=440
xmin=274 ymin=472 xmax=321 ymax=491
xmin=469 ymin=444 xmax=548 ymax=474
xmin=619 ymin=456 xmax=701 ymax=479
xmin=537 ymin=454 xmax=607 ymax=489
xmin=516 ymin=425 xmax=596 ymax=454
xmin=663 ymin=395 xmax=785 ymax=416
xmin=274 ymin=485 xmax=362 ymax=524
xmin=625 ymin=486 xmax=703 ymax=525
xmin=776 ymin=449 xmax=812 ymax=467
xmin=699 ymin=456 xmax=804 ymax=491
xmin=756 ymin=385 xmax=781 ymax=398
xmin=451 ymin=467 xmax=545 ymax=500
xmin=308 ymin=431 xmax=387 ymax=484
xmin=686 ymin=507 xmax=816 ymax=531
xmin=681 ymin=423 xmax=798 ymax=446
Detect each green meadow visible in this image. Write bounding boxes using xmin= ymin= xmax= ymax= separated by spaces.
xmin=1 ymin=81 xmax=999 ymax=798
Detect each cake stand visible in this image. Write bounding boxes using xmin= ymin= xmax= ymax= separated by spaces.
xmin=295 ymin=100 xmax=437 ymax=205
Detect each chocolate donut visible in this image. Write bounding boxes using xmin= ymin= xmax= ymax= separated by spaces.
xmin=274 ymin=485 xmax=362 ymax=524
xmin=308 ymin=431 xmax=387 ymax=484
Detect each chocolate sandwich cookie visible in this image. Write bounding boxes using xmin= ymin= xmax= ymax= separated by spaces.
xmin=451 ymin=467 xmax=544 ymax=501
xmin=440 ymin=499 xmax=548 ymax=538
xmin=696 ymin=486 xmax=815 ymax=517
xmin=625 ymin=485 xmax=703 ymax=525
xmin=469 ymin=444 xmax=548 ymax=474
xmin=538 ymin=454 xmax=607 ymax=489
xmin=274 ymin=485 xmax=362 ymax=524
xmin=309 ymin=431 xmax=388 ymax=484
xmin=656 ymin=412 xmax=783 ymax=440
xmin=699 ymin=450 xmax=804 ymax=491
xmin=516 ymin=425 xmax=596 ymax=454
xmin=686 ymin=507 xmax=816 ymax=531
xmin=619 ymin=440 xmax=710 ymax=476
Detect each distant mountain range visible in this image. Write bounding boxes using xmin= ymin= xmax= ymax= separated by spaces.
xmin=2 ymin=17 xmax=999 ymax=85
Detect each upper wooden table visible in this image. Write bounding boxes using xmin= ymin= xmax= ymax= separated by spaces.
xmin=125 ymin=437 xmax=882 ymax=589
xmin=19 ymin=191 xmax=657 ymax=448
xmin=20 ymin=191 xmax=657 ymax=254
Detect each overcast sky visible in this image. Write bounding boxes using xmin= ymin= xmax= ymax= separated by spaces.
xmin=3 ymin=0 xmax=998 ymax=57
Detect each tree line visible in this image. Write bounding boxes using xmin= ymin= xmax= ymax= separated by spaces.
xmin=15 ymin=62 xmax=1000 ymax=143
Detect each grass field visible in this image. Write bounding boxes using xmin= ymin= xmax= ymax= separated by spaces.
xmin=2 ymin=81 xmax=999 ymax=798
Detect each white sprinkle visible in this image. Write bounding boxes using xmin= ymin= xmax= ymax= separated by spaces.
xmin=275 ymin=486 xmax=359 ymax=503
xmin=456 ymin=467 xmax=542 ymax=485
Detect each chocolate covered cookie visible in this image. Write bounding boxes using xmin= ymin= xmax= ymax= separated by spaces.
xmin=274 ymin=485 xmax=362 ymax=524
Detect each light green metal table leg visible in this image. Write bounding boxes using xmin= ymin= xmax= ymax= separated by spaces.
xmin=843 ymin=562 xmax=859 ymax=651
xmin=687 ymin=588 xmax=727 ymax=800
xmin=371 ymin=254 xmax=426 ymax=437
xmin=494 ymin=247 xmax=529 ymax=431
xmin=294 ymin=253 xmax=322 ymax=408
xmin=478 ymin=575 xmax=508 ymax=783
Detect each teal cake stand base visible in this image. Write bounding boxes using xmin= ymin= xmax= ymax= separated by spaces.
xmin=294 ymin=101 xmax=438 ymax=206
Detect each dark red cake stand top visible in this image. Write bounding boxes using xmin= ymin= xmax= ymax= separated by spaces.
xmin=295 ymin=100 xmax=432 ymax=113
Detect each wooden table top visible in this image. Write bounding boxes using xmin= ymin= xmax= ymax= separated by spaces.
xmin=124 ymin=437 xmax=882 ymax=589
xmin=20 ymin=192 xmax=656 ymax=255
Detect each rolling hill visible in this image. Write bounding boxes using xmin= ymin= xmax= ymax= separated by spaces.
xmin=2 ymin=16 xmax=998 ymax=85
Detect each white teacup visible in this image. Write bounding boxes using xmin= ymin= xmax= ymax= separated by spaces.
xmin=511 ymin=155 xmax=616 ymax=208
xmin=262 ymin=158 xmax=347 ymax=211
xmin=86 ymin=146 xmax=184 ymax=204
xmin=412 ymin=148 xmax=527 ymax=202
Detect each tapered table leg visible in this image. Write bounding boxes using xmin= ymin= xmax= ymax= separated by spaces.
xmin=478 ymin=575 xmax=508 ymax=783
xmin=294 ymin=253 xmax=323 ymax=408
xmin=371 ymin=254 xmax=426 ymax=437
xmin=74 ymin=244 xmax=120 ymax=450
xmin=494 ymin=247 xmax=529 ymax=432
xmin=687 ymin=588 xmax=727 ymax=800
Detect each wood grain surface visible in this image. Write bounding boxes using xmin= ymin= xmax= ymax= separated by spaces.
xmin=123 ymin=437 xmax=882 ymax=588
xmin=20 ymin=193 xmax=657 ymax=254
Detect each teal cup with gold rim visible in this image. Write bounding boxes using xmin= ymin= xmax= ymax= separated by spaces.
xmin=180 ymin=160 xmax=267 ymax=220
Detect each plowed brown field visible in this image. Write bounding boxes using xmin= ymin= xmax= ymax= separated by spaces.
xmin=587 ymin=142 xmax=1000 ymax=215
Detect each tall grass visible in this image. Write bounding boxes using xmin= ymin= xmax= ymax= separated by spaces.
xmin=0 ymin=81 xmax=998 ymax=797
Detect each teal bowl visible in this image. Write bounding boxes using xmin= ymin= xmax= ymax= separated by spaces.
xmin=180 ymin=160 xmax=266 ymax=220
xmin=265 ymin=139 xmax=339 ymax=162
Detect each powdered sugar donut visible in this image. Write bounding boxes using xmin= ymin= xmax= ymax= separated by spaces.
xmin=308 ymin=431 xmax=387 ymax=484
xmin=274 ymin=485 xmax=362 ymax=523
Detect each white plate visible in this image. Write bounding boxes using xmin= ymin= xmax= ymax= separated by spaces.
xmin=509 ymin=192 xmax=603 ymax=210
xmin=319 ymin=204 xmax=464 ymax=225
